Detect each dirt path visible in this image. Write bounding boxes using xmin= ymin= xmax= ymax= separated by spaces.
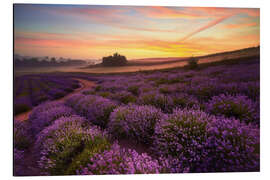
xmin=14 ymin=78 xmax=96 ymax=122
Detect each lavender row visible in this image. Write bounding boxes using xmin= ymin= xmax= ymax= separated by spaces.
xmin=14 ymin=75 xmax=81 ymax=115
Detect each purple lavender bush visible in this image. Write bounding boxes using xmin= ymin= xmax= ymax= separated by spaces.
xmin=171 ymin=93 xmax=199 ymax=109
xmin=202 ymin=116 xmax=259 ymax=172
xmin=77 ymin=143 xmax=168 ymax=175
xmin=14 ymin=120 xmax=32 ymax=150
xmin=152 ymin=109 xmax=259 ymax=172
xmin=206 ymin=94 xmax=259 ymax=124
xmin=111 ymin=90 xmax=137 ymax=104
xmin=35 ymin=115 xmax=110 ymax=175
xmin=127 ymin=85 xmax=140 ymax=96
xmin=14 ymin=148 xmax=25 ymax=176
xmin=138 ymin=91 xmax=174 ymax=113
xmin=29 ymin=102 xmax=75 ymax=135
xmin=108 ymin=104 xmax=165 ymax=144
xmin=66 ymin=94 xmax=117 ymax=128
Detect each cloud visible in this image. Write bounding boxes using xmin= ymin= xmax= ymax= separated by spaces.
xmin=223 ymin=22 xmax=257 ymax=29
xmin=134 ymin=6 xmax=203 ymax=19
xmin=180 ymin=14 xmax=235 ymax=41
xmin=184 ymin=7 xmax=259 ymax=17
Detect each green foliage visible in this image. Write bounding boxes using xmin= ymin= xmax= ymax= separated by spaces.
xmin=127 ymin=85 xmax=139 ymax=96
xmin=120 ymin=95 xmax=137 ymax=104
xmin=95 ymin=85 xmax=102 ymax=91
xmin=97 ymin=91 xmax=112 ymax=98
xmin=65 ymin=137 xmax=111 ymax=175
xmin=14 ymin=120 xmax=31 ymax=150
xmin=140 ymin=93 xmax=173 ymax=112
xmin=102 ymin=53 xmax=128 ymax=66
xmin=159 ymin=87 xmax=170 ymax=94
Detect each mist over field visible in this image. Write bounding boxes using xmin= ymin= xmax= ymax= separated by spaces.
xmin=15 ymin=46 xmax=259 ymax=75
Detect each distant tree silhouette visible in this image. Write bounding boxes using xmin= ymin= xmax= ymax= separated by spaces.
xmin=102 ymin=53 xmax=128 ymax=66
xmin=51 ymin=57 xmax=57 ymax=63
xmin=188 ymin=56 xmax=198 ymax=69
xmin=14 ymin=56 xmax=86 ymax=68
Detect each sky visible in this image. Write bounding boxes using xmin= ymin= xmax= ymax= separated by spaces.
xmin=14 ymin=4 xmax=260 ymax=60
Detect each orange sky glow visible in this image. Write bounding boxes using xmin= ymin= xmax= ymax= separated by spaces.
xmin=14 ymin=5 xmax=260 ymax=60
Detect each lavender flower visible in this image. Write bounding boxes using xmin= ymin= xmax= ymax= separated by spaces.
xmin=152 ymin=108 xmax=259 ymax=172
xmin=29 ymin=102 xmax=75 ymax=135
xmin=35 ymin=115 xmax=109 ymax=175
xmin=14 ymin=120 xmax=32 ymax=150
xmin=108 ymin=104 xmax=165 ymax=144
xmin=138 ymin=91 xmax=174 ymax=113
xmin=206 ymin=94 xmax=259 ymax=124
xmin=77 ymin=143 xmax=165 ymax=175
xmin=14 ymin=148 xmax=25 ymax=176
xmin=66 ymin=94 xmax=117 ymax=128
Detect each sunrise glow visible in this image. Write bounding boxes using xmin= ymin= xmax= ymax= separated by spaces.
xmin=14 ymin=5 xmax=260 ymax=59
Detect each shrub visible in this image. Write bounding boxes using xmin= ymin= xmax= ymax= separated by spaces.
xmin=219 ymin=81 xmax=259 ymax=101
xmin=187 ymin=80 xmax=222 ymax=101
xmin=76 ymin=143 xmax=166 ymax=175
xmin=155 ymin=77 xmax=183 ymax=85
xmin=14 ymin=148 xmax=24 ymax=176
xmin=187 ymin=57 xmax=198 ymax=69
xmin=108 ymin=104 xmax=165 ymax=144
xmin=138 ymin=91 xmax=174 ymax=113
xmin=66 ymin=94 xmax=117 ymax=128
xmin=206 ymin=94 xmax=259 ymax=124
xmin=172 ymin=93 xmax=199 ymax=109
xmin=97 ymin=91 xmax=112 ymax=98
xmin=159 ymin=86 xmax=171 ymax=94
xmin=64 ymin=94 xmax=85 ymax=109
xmin=29 ymin=102 xmax=75 ymax=135
xmin=152 ymin=109 xmax=259 ymax=172
xmin=94 ymin=85 xmax=102 ymax=91
xmin=203 ymin=116 xmax=259 ymax=172
xmin=14 ymin=120 xmax=32 ymax=150
xmin=127 ymin=85 xmax=140 ymax=96
xmin=153 ymin=109 xmax=210 ymax=172
xmin=65 ymin=136 xmax=110 ymax=175
xmin=102 ymin=53 xmax=127 ymax=67
xmin=29 ymin=101 xmax=63 ymax=120
xmin=35 ymin=115 xmax=109 ymax=175
xmin=111 ymin=91 xmax=137 ymax=104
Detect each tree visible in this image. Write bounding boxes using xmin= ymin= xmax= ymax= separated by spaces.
xmin=188 ymin=56 xmax=198 ymax=69
xmin=102 ymin=53 xmax=128 ymax=66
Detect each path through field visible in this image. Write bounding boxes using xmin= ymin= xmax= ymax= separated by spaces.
xmin=14 ymin=78 xmax=96 ymax=122
xmin=14 ymin=78 xmax=96 ymax=176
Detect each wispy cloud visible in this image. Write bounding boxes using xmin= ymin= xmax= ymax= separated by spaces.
xmin=223 ymin=22 xmax=257 ymax=29
xmin=180 ymin=14 xmax=235 ymax=41
xmin=134 ymin=6 xmax=204 ymax=19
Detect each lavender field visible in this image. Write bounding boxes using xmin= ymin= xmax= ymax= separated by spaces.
xmin=14 ymin=75 xmax=81 ymax=115
xmin=14 ymin=56 xmax=260 ymax=175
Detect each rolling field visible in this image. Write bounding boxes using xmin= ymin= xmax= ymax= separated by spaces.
xmin=14 ymin=75 xmax=81 ymax=115
xmin=14 ymin=55 xmax=260 ymax=175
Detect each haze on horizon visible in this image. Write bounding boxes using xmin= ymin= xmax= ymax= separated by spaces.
xmin=14 ymin=4 xmax=260 ymax=60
